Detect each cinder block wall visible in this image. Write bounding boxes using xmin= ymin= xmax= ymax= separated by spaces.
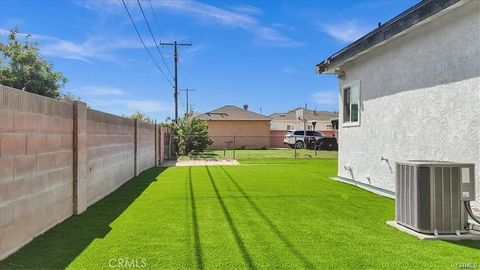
xmin=137 ymin=122 xmax=155 ymax=173
xmin=0 ymin=86 xmax=74 ymax=259
xmin=0 ymin=85 xmax=166 ymax=260
xmin=86 ymin=109 xmax=135 ymax=206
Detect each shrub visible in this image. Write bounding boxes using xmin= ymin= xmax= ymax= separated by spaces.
xmin=169 ymin=113 xmax=213 ymax=156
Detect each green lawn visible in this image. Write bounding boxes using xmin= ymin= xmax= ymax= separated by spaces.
xmin=181 ymin=148 xmax=338 ymax=160
xmin=1 ymin=159 xmax=478 ymax=269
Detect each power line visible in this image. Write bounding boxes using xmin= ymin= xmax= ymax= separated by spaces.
xmin=121 ymin=0 xmax=173 ymax=86
xmin=147 ymin=0 xmax=165 ymax=46
xmin=137 ymin=0 xmax=173 ymax=78
xmin=147 ymin=0 xmax=160 ymax=29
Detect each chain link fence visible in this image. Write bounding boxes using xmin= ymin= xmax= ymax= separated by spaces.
xmin=172 ymin=135 xmax=337 ymax=160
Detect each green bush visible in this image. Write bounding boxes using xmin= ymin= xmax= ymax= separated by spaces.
xmin=169 ymin=113 xmax=213 ymax=156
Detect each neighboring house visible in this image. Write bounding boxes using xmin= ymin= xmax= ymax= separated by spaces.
xmin=330 ymin=118 xmax=339 ymax=138
xmin=196 ymin=105 xmax=272 ymax=149
xmin=316 ymin=0 xmax=479 ymax=202
xmin=270 ymin=108 xmax=338 ymax=147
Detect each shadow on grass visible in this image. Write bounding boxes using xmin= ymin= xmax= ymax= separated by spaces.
xmin=0 ymin=167 xmax=166 ymax=269
xmin=219 ymin=166 xmax=315 ymax=269
xmin=188 ymin=167 xmax=204 ymax=270
xmin=205 ymin=166 xmax=256 ymax=269
xmin=444 ymin=240 xmax=480 ymax=250
xmin=192 ymin=151 xmax=220 ymax=158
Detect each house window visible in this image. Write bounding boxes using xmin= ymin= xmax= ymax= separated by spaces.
xmin=286 ymin=125 xmax=294 ymax=131
xmin=343 ymin=81 xmax=360 ymax=126
xmin=307 ymin=125 xmax=313 ymax=130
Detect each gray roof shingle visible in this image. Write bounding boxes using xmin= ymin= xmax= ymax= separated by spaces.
xmin=270 ymin=108 xmax=338 ymax=121
xmin=196 ymin=105 xmax=271 ymax=121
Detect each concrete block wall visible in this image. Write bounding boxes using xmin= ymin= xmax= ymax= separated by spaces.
xmin=86 ymin=109 xmax=136 ymax=206
xmin=136 ymin=122 xmax=155 ymax=173
xmin=0 ymin=86 xmax=74 ymax=259
xmin=0 ymin=85 xmax=166 ymax=260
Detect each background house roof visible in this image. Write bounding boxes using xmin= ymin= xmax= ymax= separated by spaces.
xmin=196 ymin=105 xmax=272 ymax=121
xmin=270 ymin=108 xmax=338 ymax=121
xmin=316 ymin=0 xmax=462 ymax=74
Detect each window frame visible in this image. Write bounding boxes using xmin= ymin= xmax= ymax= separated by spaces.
xmin=342 ymin=80 xmax=361 ymax=127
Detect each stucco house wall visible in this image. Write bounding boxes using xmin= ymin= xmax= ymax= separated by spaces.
xmin=206 ymin=120 xmax=271 ymax=149
xmin=337 ymin=1 xmax=480 ymax=201
xmin=270 ymin=120 xmax=332 ymax=131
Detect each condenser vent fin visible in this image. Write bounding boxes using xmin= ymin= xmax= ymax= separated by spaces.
xmin=434 ymin=167 xmax=443 ymax=231
xmin=451 ymin=167 xmax=460 ymax=227
xmin=443 ymin=167 xmax=451 ymax=231
xmin=417 ymin=167 xmax=431 ymax=230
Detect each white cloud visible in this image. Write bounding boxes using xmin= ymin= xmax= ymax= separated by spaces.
xmin=230 ymin=5 xmax=263 ymax=16
xmin=0 ymin=27 xmax=154 ymax=62
xmin=67 ymin=85 xmax=171 ymax=115
xmin=40 ymin=36 xmax=156 ymax=62
xmin=271 ymin=23 xmax=296 ymax=31
xmin=78 ymin=86 xmax=126 ymax=96
xmin=319 ymin=20 xmax=372 ymax=42
xmin=75 ymin=0 xmax=123 ymax=13
xmin=90 ymin=99 xmax=171 ymax=113
xmin=312 ymin=91 xmax=338 ymax=106
xmin=150 ymin=0 xmax=303 ymax=47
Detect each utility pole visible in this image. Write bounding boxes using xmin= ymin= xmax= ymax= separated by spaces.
xmin=159 ymin=41 xmax=192 ymax=122
xmin=180 ymin=88 xmax=195 ymax=115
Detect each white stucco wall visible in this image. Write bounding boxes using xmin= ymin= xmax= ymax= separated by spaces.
xmin=337 ymin=1 xmax=480 ymax=202
xmin=270 ymin=120 xmax=332 ymax=131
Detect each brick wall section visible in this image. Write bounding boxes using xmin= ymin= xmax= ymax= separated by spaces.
xmin=0 ymin=86 xmax=74 ymax=259
xmin=136 ymin=122 xmax=155 ymax=173
xmin=86 ymin=109 xmax=135 ymax=206
xmin=0 ymin=86 xmax=163 ymax=260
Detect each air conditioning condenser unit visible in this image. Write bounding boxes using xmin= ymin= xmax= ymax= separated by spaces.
xmin=395 ymin=161 xmax=476 ymax=235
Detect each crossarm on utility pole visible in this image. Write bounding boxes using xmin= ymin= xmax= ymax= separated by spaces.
xmin=159 ymin=41 xmax=192 ymax=122
xmin=180 ymin=88 xmax=195 ymax=115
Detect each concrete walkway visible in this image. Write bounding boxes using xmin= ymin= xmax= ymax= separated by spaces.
xmin=160 ymin=159 xmax=239 ymax=167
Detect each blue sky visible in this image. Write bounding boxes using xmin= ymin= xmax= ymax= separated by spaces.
xmin=0 ymin=0 xmax=417 ymax=121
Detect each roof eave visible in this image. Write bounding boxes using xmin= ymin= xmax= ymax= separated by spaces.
xmin=316 ymin=0 xmax=464 ymax=74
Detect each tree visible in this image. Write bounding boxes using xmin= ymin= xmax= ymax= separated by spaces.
xmin=170 ymin=113 xmax=213 ymax=156
xmin=128 ymin=111 xmax=154 ymax=124
xmin=58 ymin=92 xmax=82 ymax=103
xmin=0 ymin=28 xmax=67 ymax=98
